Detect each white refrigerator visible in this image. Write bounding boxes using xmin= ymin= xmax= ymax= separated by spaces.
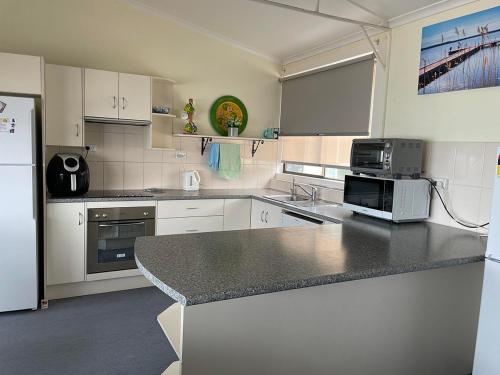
xmin=0 ymin=95 xmax=41 ymax=312
xmin=473 ymin=147 xmax=500 ymax=374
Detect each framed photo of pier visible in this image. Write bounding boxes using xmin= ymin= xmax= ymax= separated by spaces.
xmin=419 ymin=6 xmax=500 ymax=95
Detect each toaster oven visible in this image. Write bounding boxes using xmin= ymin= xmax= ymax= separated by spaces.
xmin=350 ymin=138 xmax=423 ymax=178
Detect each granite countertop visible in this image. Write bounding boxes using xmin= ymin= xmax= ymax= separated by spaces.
xmin=46 ymin=188 xmax=351 ymax=223
xmin=135 ymin=216 xmax=487 ymax=306
xmin=46 ymin=188 xmax=280 ymax=203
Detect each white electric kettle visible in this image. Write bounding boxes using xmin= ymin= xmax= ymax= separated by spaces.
xmin=182 ymin=170 xmax=201 ymax=191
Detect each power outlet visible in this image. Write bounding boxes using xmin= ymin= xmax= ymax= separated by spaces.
xmin=433 ymin=177 xmax=449 ymax=191
xmin=86 ymin=144 xmax=97 ymax=152
xmin=175 ymin=151 xmax=187 ymax=160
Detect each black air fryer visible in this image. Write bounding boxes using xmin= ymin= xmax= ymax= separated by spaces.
xmin=47 ymin=153 xmax=90 ymax=197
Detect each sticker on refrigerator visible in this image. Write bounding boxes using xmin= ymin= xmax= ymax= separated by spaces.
xmin=0 ymin=117 xmax=15 ymax=134
xmin=497 ymin=154 xmax=500 ymax=176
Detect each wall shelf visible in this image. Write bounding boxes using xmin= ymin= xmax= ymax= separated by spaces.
xmin=147 ymin=77 xmax=176 ymax=149
xmin=173 ymin=133 xmax=277 ymax=157
xmin=152 ymin=112 xmax=176 ymax=118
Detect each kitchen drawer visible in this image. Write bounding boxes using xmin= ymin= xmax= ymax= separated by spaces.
xmin=157 ymin=216 xmax=224 ymax=235
xmin=157 ymin=199 xmax=224 ymax=219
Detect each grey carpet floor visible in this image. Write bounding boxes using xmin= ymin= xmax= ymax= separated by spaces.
xmin=0 ymin=287 xmax=178 ymax=375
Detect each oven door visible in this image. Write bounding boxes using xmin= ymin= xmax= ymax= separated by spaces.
xmin=87 ymin=219 xmax=155 ymax=274
xmin=351 ymin=141 xmax=387 ymax=171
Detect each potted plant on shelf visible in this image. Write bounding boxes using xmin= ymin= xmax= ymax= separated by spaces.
xmin=227 ymin=117 xmax=242 ymax=137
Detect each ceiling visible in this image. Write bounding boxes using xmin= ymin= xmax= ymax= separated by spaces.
xmin=126 ymin=0 xmax=476 ymax=63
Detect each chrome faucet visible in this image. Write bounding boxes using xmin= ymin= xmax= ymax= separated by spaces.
xmin=291 ymin=178 xmax=318 ymax=201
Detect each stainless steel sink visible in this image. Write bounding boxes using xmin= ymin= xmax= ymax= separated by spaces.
xmin=264 ymin=194 xmax=311 ymax=203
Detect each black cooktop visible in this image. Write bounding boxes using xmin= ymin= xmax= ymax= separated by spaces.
xmin=83 ymin=190 xmax=155 ymax=198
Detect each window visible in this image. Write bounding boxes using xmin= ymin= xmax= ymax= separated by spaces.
xmin=283 ymin=162 xmax=350 ymax=181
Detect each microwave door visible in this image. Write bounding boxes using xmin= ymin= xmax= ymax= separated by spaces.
xmin=344 ymin=176 xmax=385 ymax=211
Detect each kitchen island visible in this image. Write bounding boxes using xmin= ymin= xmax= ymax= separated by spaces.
xmin=136 ymin=216 xmax=486 ymax=375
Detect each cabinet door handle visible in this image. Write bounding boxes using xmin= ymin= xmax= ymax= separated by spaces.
xmin=112 ymin=96 xmax=117 ymax=109
xmin=265 ymin=211 xmax=269 ymax=223
xmin=78 ymin=212 xmax=84 ymax=226
xmin=260 ymin=210 xmax=264 ymax=222
xmin=76 ymin=123 xmax=80 ymax=137
xmin=186 ymin=207 xmax=199 ymax=210
xmin=185 ymin=229 xmax=199 ymax=233
xmin=122 ymin=97 xmax=127 ymax=110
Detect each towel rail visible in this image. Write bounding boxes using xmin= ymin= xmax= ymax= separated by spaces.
xmin=197 ymin=136 xmax=268 ymax=157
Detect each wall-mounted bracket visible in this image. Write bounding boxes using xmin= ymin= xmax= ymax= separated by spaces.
xmin=360 ymin=25 xmax=386 ymax=69
xmin=199 ymin=136 xmax=267 ymax=157
xmin=201 ymin=137 xmax=213 ymax=155
xmin=252 ymin=140 xmax=265 ymax=157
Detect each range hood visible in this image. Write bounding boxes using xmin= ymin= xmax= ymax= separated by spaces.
xmin=84 ymin=116 xmax=151 ymax=126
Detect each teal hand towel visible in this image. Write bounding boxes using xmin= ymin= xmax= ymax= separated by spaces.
xmin=218 ymin=143 xmax=241 ymax=180
xmin=208 ymin=143 xmax=220 ymax=170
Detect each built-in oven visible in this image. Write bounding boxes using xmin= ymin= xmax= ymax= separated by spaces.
xmin=87 ymin=206 xmax=155 ymax=274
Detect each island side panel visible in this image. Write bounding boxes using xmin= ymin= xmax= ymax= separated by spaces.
xmin=180 ymin=262 xmax=483 ymax=375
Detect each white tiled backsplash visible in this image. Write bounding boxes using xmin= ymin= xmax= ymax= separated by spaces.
xmin=423 ymin=141 xmax=498 ymax=233
xmin=271 ymin=141 xmax=499 ymax=233
xmin=46 ymin=123 xmax=279 ymax=191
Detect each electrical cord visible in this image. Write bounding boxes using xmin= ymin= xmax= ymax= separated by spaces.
xmin=84 ymin=145 xmax=90 ymax=159
xmin=421 ymin=177 xmax=489 ymax=229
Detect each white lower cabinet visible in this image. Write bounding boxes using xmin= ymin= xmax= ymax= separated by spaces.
xmin=158 ymin=199 xmax=224 ymax=219
xmin=223 ymin=199 xmax=251 ymax=231
xmin=157 ymin=217 xmax=224 ymax=235
xmin=46 ymin=203 xmax=85 ymax=285
xmin=251 ymin=199 xmax=283 ymax=229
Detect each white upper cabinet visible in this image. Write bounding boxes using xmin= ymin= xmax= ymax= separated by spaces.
xmin=45 ymin=64 xmax=84 ymax=147
xmin=84 ymin=68 xmax=151 ymax=122
xmin=84 ymin=68 xmax=119 ymax=119
xmin=118 ymin=73 xmax=151 ymax=121
xmin=0 ymin=52 xmax=42 ymax=95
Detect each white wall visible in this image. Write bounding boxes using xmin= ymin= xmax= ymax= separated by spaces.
xmin=0 ymin=0 xmax=281 ymax=138
xmin=385 ymin=0 xmax=500 ymax=142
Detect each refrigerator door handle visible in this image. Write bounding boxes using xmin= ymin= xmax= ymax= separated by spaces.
xmin=32 ymin=166 xmax=37 ymax=220
xmin=31 ymin=108 xmax=37 ymax=165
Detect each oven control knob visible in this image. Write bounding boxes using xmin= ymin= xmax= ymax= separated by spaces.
xmin=95 ymin=214 xmax=101 ymax=218
xmin=143 ymin=212 xmax=150 ymax=216
xmin=102 ymin=214 xmax=108 ymax=218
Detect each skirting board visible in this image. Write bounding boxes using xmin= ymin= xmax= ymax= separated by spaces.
xmin=46 ymin=275 xmax=152 ymax=300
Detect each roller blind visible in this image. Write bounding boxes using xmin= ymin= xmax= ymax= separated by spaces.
xmin=280 ymin=54 xmax=375 ymax=136
xmin=281 ymin=136 xmax=356 ymax=166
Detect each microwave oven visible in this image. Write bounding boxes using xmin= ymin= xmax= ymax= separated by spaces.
xmin=350 ymin=138 xmax=423 ymax=178
xmin=343 ymin=175 xmax=430 ymax=222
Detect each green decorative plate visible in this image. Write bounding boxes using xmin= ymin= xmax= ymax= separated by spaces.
xmin=209 ymin=96 xmax=248 ymax=136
